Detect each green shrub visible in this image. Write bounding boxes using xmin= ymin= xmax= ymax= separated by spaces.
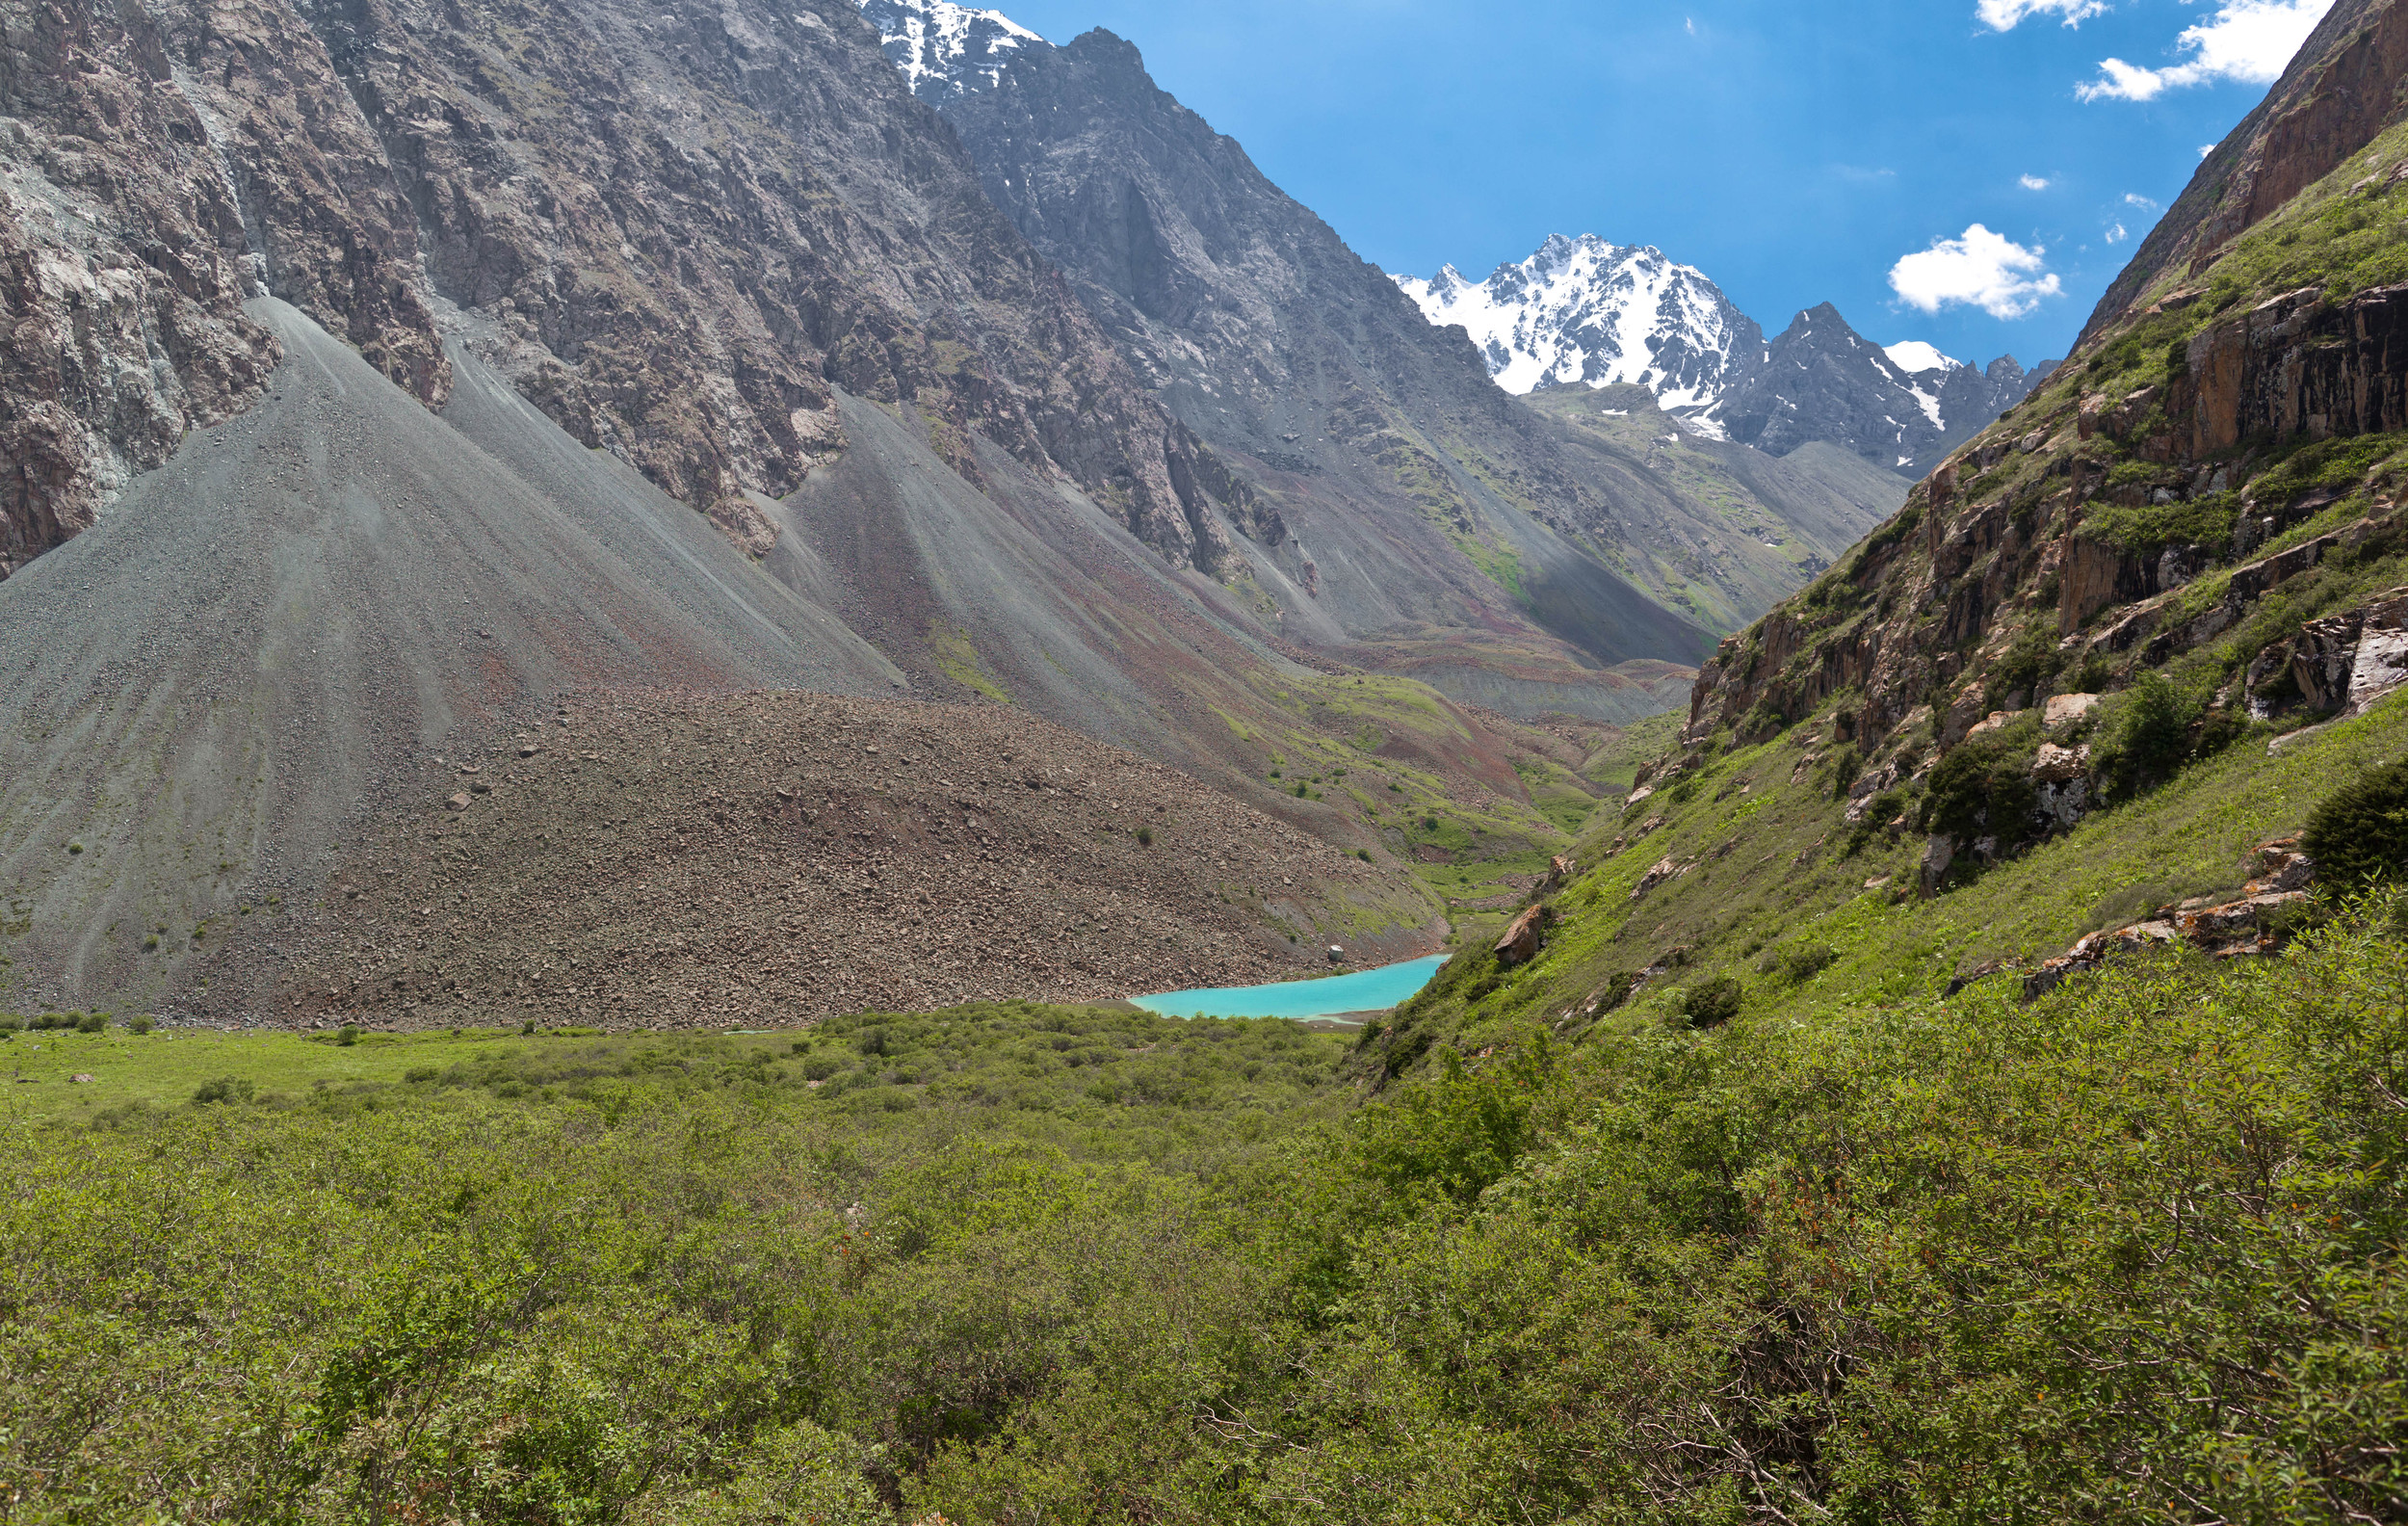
xmin=2303 ymin=756 xmax=2408 ymax=887
xmin=338 ymin=1024 xmax=361 ymax=1047
xmin=1138 ymin=826 xmax=1154 ymax=846
xmin=404 ymin=1066 xmax=440 ymax=1084
xmin=124 ymin=1015 xmax=153 ymax=1035
xmin=1920 ymin=720 xmax=2042 ymax=843
xmin=1845 ymin=789 xmax=1907 ymax=856
xmin=631 ymin=1422 xmax=885 ymax=1526
xmin=1986 ymin=623 xmax=2065 ymax=708
xmin=1758 ymin=942 xmax=1837 ymax=986
xmin=1826 ymin=745 xmax=1864 ymax=802
xmin=75 ymin=1013 xmax=107 ymax=1034
xmin=2093 ymin=671 xmax=2205 ymax=799
xmin=1861 ymin=502 xmax=1923 ymax=559
xmin=191 ymin=1076 xmax=254 ymax=1105
xmin=1678 ymin=974 xmax=1744 ymax=1028
xmin=2077 ymin=490 xmax=2241 ymax=561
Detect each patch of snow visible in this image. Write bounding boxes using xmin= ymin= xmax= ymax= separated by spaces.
xmin=857 ymin=0 xmax=1044 ymax=98
xmin=1905 ymin=382 xmax=1944 ymax=429
xmin=1884 ymin=339 xmax=1958 ymax=374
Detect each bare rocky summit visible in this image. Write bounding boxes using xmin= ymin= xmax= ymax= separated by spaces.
xmin=274 ymin=689 xmax=1440 ymax=1030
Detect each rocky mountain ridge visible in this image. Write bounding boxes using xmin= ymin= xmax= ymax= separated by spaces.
xmin=881 ymin=14 xmax=1918 ymax=729
xmin=0 ymin=0 xmax=1265 ymax=579
xmin=1398 ymin=237 xmax=2052 ymax=477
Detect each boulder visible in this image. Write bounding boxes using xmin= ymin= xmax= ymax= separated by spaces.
xmin=2176 ymin=891 xmax=2308 ymax=948
xmin=1493 ymin=906 xmax=1546 ymax=966
xmin=2044 ymin=692 xmax=2101 ymax=728
xmin=2031 ymin=742 xmax=2091 ymax=784
xmin=1919 ymin=833 xmax=1955 ymax=894
xmin=2249 ymin=838 xmax=2317 ymax=894
xmin=2032 ymin=743 xmax=2093 ymax=832
xmin=445 ymin=793 xmax=472 ymax=812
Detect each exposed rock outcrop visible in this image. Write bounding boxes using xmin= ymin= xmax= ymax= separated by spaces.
xmin=2247 ymin=585 xmax=2408 ymax=718
xmin=1 ymin=0 xmax=1269 ymax=575
xmin=1494 ymin=905 xmax=1547 ymax=966
xmin=2023 ymin=840 xmax=2317 ymax=999
xmin=2170 ymin=285 xmax=2408 ymax=460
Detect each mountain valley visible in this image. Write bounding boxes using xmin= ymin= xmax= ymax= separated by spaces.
xmin=6 ymin=0 xmax=2408 ymax=1518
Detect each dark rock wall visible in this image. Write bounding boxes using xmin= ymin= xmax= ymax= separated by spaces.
xmin=0 ymin=0 xmax=1266 ymax=576
xmin=2173 ymin=283 xmax=2408 ymax=457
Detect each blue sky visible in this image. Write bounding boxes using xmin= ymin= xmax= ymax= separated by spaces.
xmin=984 ymin=0 xmax=2334 ymax=368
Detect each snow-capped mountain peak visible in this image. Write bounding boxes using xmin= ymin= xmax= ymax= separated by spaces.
xmin=857 ymin=0 xmax=1044 ymax=102
xmin=1397 ymin=235 xmax=2051 ymax=477
xmin=1393 ymin=234 xmax=1762 ymax=437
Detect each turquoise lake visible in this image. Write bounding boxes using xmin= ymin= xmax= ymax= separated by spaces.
xmin=1132 ymin=954 xmax=1450 ymax=1022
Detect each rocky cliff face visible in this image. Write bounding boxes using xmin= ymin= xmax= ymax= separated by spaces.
xmin=0 ymin=0 xmax=438 ymax=573
xmin=2081 ymin=0 xmax=2407 ymax=344
xmin=0 ymin=0 xmax=1267 ymax=577
xmin=1677 ymin=18 xmax=2408 ymax=875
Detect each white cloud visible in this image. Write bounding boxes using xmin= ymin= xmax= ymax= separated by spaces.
xmin=2107 ymin=222 xmax=2130 ymax=243
xmin=1978 ymin=0 xmax=2108 ymax=28
xmin=1889 ymin=224 xmax=2064 ymax=319
xmin=2078 ymin=0 xmax=2334 ymax=101
xmin=2021 ymin=173 xmax=2054 ymax=190
xmin=1686 ymin=15 xmax=1696 ymax=34
xmin=2124 ymin=192 xmax=2159 ymax=208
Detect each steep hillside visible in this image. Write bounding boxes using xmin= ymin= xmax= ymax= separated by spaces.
xmin=1369 ymin=0 xmax=2408 ymax=1070
xmin=0 ymin=300 xmax=896 ymax=1011
xmin=937 ymin=30 xmax=1715 ymax=699
xmin=0 ymin=301 xmax=1595 ymax=1015
xmin=2081 ymin=0 xmax=2408 ymax=344
xmin=0 ymin=0 xmax=1683 ymax=1013
xmin=1519 ymin=384 xmax=1900 ymax=632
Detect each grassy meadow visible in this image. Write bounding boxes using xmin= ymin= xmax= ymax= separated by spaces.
xmin=4 ymin=891 xmax=2404 ymax=1521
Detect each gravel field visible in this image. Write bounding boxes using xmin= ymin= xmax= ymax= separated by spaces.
xmin=270 ymin=688 xmax=1439 ymax=1030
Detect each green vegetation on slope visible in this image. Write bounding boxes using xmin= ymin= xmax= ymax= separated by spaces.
xmin=4 ymin=905 xmax=2402 ymax=1520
